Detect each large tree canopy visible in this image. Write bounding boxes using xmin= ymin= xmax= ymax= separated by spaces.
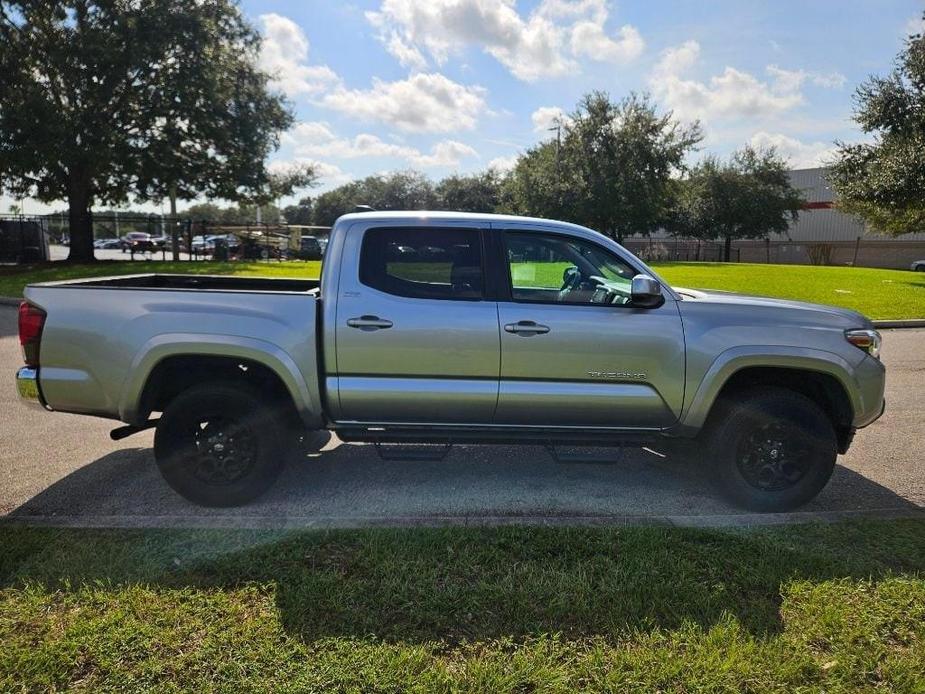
xmin=505 ymin=92 xmax=702 ymax=242
xmin=829 ymin=16 xmax=925 ymax=235
xmin=0 ymin=0 xmax=307 ymax=261
xmin=667 ymin=147 xmax=805 ymax=261
xmin=313 ymin=171 xmax=437 ymax=226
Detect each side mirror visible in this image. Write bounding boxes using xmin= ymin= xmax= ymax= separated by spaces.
xmin=630 ymin=274 xmax=663 ymax=308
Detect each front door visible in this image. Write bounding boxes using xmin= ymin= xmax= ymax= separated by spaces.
xmin=494 ymin=229 xmax=685 ymax=429
xmin=332 ymin=223 xmax=500 ymax=423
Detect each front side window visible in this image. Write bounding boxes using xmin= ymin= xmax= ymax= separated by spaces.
xmin=360 ymin=227 xmax=483 ymax=300
xmin=504 ymin=232 xmax=636 ymax=305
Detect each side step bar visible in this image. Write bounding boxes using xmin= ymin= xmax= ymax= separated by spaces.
xmin=110 ymin=420 xmax=158 ymax=440
xmin=374 ymin=441 xmax=452 ymax=461
xmin=545 ymin=443 xmax=626 ymax=464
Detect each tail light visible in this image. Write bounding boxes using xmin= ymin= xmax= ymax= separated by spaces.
xmin=18 ymin=302 xmax=46 ymax=367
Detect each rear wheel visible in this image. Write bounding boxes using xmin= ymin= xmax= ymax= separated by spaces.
xmin=706 ymin=387 xmax=837 ymax=512
xmin=154 ymin=383 xmax=286 ymax=507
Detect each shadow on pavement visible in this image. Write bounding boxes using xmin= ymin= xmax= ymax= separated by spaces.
xmin=2 ymin=440 xmax=923 ymax=643
xmin=6 ymin=438 xmax=921 ymax=522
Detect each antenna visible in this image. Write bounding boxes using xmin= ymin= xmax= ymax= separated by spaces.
xmin=354 ymin=205 xmax=376 ymax=213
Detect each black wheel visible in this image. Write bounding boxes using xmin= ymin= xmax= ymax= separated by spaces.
xmin=705 ymin=387 xmax=837 ymax=512
xmin=154 ymin=383 xmax=285 ymax=507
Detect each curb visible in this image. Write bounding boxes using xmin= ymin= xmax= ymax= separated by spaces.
xmin=2 ymin=295 xmax=924 ymax=328
xmin=872 ymin=319 xmax=925 ymax=329
xmin=1 ymin=507 xmax=923 ymax=530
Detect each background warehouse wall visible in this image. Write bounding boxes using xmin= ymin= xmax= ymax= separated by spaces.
xmin=624 ymin=167 xmax=925 ymax=269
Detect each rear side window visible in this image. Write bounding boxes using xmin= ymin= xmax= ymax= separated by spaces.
xmin=359 ymin=228 xmax=484 ymax=300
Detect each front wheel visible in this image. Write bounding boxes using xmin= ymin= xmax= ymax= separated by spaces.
xmin=706 ymin=387 xmax=837 ymax=512
xmin=154 ymin=383 xmax=286 ymax=507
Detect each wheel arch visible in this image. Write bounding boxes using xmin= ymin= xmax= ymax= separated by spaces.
xmin=119 ymin=334 xmax=322 ymax=428
xmin=681 ymin=347 xmax=859 ymax=451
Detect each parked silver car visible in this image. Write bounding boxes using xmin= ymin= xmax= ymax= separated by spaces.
xmin=15 ymin=211 xmax=886 ymax=511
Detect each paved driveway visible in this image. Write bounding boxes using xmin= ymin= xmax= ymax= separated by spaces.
xmin=1 ymin=304 xmax=922 ymax=527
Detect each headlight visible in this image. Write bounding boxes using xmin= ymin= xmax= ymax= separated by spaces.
xmin=845 ymin=329 xmax=881 ymax=359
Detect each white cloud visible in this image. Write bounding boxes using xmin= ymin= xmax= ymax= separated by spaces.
xmin=386 ymin=33 xmax=428 ymax=70
xmin=285 ymin=121 xmax=477 ymax=168
xmin=366 ymin=0 xmax=643 ymax=82
xmin=269 ymin=159 xmax=352 ymax=187
xmin=531 ymin=106 xmax=569 ymax=132
xmin=321 ymin=73 xmax=487 ymax=133
xmin=651 ymin=41 xmax=806 ymax=122
xmin=570 ymin=22 xmax=643 ymax=63
xmin=257 ymin=14 xmax=340 ymax=97
xmin=767 ymin=65 xmax=846 ymax=90
xmin=488 ymin=154 xmax=519 ymax=172
xmin=905 ymin=14 xmax=925 ymax=36
xmin=650 ymin=42 xmax=847 ymax=125
xmin=748 ymin=131 xmax=838 ymax=169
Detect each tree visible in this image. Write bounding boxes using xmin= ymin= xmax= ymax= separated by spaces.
xmin=505 ymin=92 xmax=702 ymax=242
xmin=828 ymin=16 xmax=925 ymax=235
xmin=435 ymin=170 xmax=505 ymax=212
xmin=282 ymin=196 xmax=314 ymax=225
xmin=667 ymin=147 xmax=805 ymax=261
xmin=0 ymin=0 xmax=304 ymax=262
xmin=313 ymin=171 xmax=437 ymax=226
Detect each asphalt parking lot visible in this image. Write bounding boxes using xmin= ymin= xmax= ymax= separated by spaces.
xmin=1 ymin=304 xmax=922 ymax=528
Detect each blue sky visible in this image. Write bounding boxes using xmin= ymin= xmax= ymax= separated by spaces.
xmin=7 ymin=0 xmax=924 ymax=213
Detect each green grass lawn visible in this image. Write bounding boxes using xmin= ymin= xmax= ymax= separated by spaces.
xmin=1 ymin=521 xmax=923 ymax=691
xmin=655 ymin=262 xmax=925 ymax=320
xmin=2 ymin=258 xmax=923 ymax=319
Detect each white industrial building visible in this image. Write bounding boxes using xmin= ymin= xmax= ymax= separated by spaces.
xmin=625 ymin=167 xmax=925 ymax=269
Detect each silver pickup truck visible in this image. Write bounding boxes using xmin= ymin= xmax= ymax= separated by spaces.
xmin=15 ymin=211 xmax=886 ymax=511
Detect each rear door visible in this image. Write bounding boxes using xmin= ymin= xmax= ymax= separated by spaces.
xmin=493 ymin=227 xmax=685 ymax=429
xmin=332 ymin=222 xmax=500 ymax=423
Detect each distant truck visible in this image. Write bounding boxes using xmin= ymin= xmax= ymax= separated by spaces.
xmin=16 ymin=212 xmax=885 ymax=510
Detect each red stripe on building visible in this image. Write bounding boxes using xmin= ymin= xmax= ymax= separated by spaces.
xmin=802 ymin=201 xmax=834 ymax=210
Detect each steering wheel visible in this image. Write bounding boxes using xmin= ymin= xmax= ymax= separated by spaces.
xmin=560 ymin=266 xmax=582 ymax=292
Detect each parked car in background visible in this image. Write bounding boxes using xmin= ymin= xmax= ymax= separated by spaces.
xmin=911 ymin=260 xmax=925 ymax=272
xmin=120 ymin=231 xmax=156 ymax=253
xmin=94 ymin=238 xmax=122 ymax=250
xmin=190 ymin=235 xmax=213 ymax=254
xmin=149 ymin=235 xmax=170 ymax=250
xmin=291 ymin=235 xmax=323 ymax=260
xmin=16 ymin=211 xmax=886 ymax=512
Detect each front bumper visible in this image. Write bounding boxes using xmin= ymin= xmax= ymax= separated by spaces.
xmin=15 ymin=367 xmax=47 ymax=410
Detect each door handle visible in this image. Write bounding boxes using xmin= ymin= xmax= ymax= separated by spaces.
xmin=347 ymin=315 xmax=393 ymax=330
xmin=504 ymin=320 xmax=550 ymax=335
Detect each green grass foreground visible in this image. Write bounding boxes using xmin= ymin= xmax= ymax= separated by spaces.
xmin=1 ymin=521 xmax=924 ymax=691
xmin=2 ymin=258 xmax=924 ymax=319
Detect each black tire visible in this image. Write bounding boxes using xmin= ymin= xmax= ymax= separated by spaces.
xmin=705 ymin=387 xmax=837 ymax=512
xmin=154 ymin=382 xmax=286 ymax=507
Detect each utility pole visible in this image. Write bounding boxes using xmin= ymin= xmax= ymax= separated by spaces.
xmin=548 ymin=118 xmax=563 ymax=210
xmin=169 ymin=184 xmax=181 ymax=261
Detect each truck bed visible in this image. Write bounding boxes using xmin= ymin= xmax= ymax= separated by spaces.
xmin=24 ymin=273 xmax=323 ymax=426
xmin=40 ymin=273 xmax=320 ymax=293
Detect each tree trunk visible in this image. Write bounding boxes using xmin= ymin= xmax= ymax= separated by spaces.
xmin=723 ymin=235 xmax=732 ymax=262
xmin=66 ymin=184 xmax=95 ymax=263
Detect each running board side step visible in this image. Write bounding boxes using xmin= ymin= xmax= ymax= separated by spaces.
xmin=374 ymin=441 xmax=453 ymax=461
xmin=545 ymin=443 xmax=626 ymax=464
xmin=110 ymin=420 xmax=158 ymax=440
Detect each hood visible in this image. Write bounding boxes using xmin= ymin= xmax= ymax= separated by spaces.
xmin=673 ymin=286 xmax=874 ymax=329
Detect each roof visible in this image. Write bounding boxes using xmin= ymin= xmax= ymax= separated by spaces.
xmin=336 ymin=210 xmax=594 ymax=234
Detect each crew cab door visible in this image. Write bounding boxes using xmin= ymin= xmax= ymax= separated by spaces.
xmin=493 ymin=226 xmax=685 ymax=429
xmin=331 ymin=222 xmax=500 ymax=423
